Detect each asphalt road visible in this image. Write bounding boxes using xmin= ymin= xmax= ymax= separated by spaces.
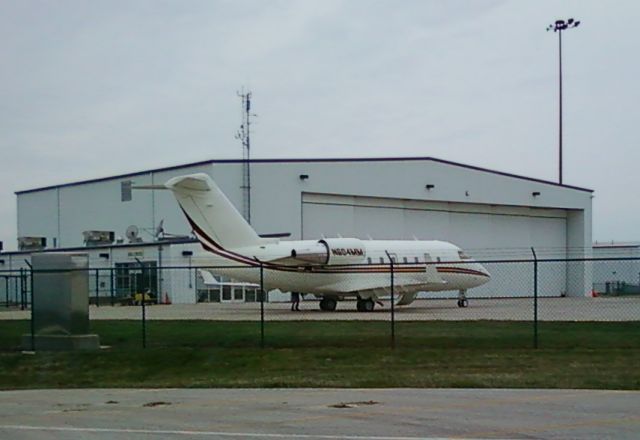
xmin=0 ymin=388 xmax=639 ymax=439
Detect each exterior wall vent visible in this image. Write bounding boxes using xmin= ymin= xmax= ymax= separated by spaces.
xmin=82 ymin=230 xmax=115 ymax=246
xmin=18 ymin=236 xmax=47 ymax=251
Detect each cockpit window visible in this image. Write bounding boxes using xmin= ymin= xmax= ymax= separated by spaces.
xmin=458 ymin=250 xmax=472 ymax=260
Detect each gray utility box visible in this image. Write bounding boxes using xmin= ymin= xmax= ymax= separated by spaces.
xmin=22 ymin=253 xmax=100 ymax=351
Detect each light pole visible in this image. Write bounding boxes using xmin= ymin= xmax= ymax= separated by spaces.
xmin=547 ymin=18 xmax=580 ymax=185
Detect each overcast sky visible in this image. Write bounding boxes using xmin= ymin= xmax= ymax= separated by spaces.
xmin=1 ymin=0 xmax=639 ymax=251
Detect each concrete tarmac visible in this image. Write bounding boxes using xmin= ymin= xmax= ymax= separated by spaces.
xmin=0 ymin=388 xmax=639 ymax=439
xmin=1 ymin=297 xmax=640 ymax=321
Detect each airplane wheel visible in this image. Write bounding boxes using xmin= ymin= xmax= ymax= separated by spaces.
xmin=320 ymin=297 xmax=337 ymax=312
xmin=457 ymin=299 xmax=468 ymax=308
xmin=362 ymin=299 xmax=375 ymax=312
xmin=356 ymin=298 xmax=375 ymax=312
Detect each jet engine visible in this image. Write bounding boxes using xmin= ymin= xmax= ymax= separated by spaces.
xmin=321 ymin=238 xmax=367 ymax=265
xmin=288 ymin=238 xmax=367 ymax=266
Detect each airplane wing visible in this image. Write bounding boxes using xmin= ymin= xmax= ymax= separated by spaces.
xmin=396 ymin=292 xmax=418 ymax=306
xmin=264 ymin=256 xmax=320 ymax=266
xmin=316 ymin=264 xmax=445 ymax=297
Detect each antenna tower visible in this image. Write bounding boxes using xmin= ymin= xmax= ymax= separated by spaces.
xmin=235 ymin=89 xmax=254 ymax=223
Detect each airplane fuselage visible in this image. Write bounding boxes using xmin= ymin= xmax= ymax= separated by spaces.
xmin=194 ymin=238 xmax=490 ymax=299
xmin=160 ymin=172 xmax=491 ymax=309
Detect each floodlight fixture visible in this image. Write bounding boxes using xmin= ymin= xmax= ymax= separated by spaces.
xmin=547 ymin=17 xmax=581 ymax=185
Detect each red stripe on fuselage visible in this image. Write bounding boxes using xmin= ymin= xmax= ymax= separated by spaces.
xmin=437 ymin=267 xmax=489 ymax=277
xmin=181 ymin=208 xmax=487 ymax=277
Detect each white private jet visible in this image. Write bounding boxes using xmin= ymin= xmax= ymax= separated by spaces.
xmin=162 ymin=173 xmax=490 ymax=312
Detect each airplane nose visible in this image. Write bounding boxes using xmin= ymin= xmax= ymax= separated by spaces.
xmin=476 ymin=262 xmax=491 ymax=279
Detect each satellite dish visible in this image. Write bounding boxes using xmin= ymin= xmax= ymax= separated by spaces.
xmin=126 ymin=225 xmax=140 ymax=243
xmin=154 ymin=219 xmax=165 ymax=239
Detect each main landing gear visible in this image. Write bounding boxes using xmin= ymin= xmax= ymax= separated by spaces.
xmin=319 ymin=297 xmax=337 ymax=311
xmin=457 ymin=290 xmax=468 ymax=308
xmin=356 ymin=298 xmax=375 ymax=312
xmin=318 ymin=297 xmax=378 ymax=312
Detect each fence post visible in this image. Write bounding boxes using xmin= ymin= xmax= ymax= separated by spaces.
xmin=24 ymin=268 xmax=29 ymax=310
xmin=110 ymin=267 xmax=115 ymax=306
xmin=385 ymin=251 xmax=396 ymax=349
xmin=135 ymin=258 xmax=147 ymax=349
xmin=531 ymin=247 xmax=538 ymax=349
xmin=14 ymin=276 xmax=19 ymax=307
xmin=19 ymin=268 xmax=25 ymax=310
xmin=25 ymin=260 xmax=35 ymax=351
xmin=95 ymin=268 xmax=100 ymax=307
xmin=259 ymin=261 xmax=265 ymax=349
xmin=25 ymin=268 xmax=29 ymax=310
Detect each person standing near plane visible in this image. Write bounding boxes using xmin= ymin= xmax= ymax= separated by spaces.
xmin=291 ymin=292 xmax=301 ymax=311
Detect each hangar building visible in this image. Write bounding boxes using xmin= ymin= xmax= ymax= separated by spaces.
xmin=2 ymin=157 xmax=593 ymax=303
xmin=592 ymin=242 xmax=640 ymax=295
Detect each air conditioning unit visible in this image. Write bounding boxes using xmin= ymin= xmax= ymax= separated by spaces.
xmin=82 ymin=230 xmax=115 ymax=246
xmin=18 ymin=236 xmax=47 ymax=251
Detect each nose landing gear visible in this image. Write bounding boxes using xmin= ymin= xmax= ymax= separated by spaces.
xmin=457 ymin=290 xmax=468 ymax=308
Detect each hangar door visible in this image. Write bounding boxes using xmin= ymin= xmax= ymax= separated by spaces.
xmin=301 ymin=193 xmax=568 ymax=297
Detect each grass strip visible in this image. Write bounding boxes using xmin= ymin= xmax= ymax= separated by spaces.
xmin=0 ymin=320 xmax=638 ymax=390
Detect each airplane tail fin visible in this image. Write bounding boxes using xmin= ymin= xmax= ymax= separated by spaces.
xmin=165 ymin=173 xmax=261 ymax=249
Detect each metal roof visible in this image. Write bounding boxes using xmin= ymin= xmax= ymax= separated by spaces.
xmin=593 ymin=242 xmax=640 ymax=249
xmin=15 ymin=156 xmax=594 ymax=195
xmin=0 ymin=238 xmax=199 ymax=257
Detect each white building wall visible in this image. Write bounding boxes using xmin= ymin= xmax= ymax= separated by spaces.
xmin=10 ymin=158 xmax=594 ymax=302
xmin=16 ymin=159 xmax=593 ymax=249
xmin=0 ymin=242 xmax=206 ymax=305
xmin=61 ymin=179 xmax=155 ymax=249
xmin=163 ymin=243 xmax=199 ymax=304
xmin=16 ymin=188 xmax=59 ymax=247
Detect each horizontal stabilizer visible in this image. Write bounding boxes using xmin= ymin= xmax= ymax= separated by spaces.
xmin=199 ymin=269 xmax=259 ymax=288
xmin=132 ymin=185 xmax=168 ymax=190
xmin=259 ymin=232 xmax=292 ymax=238
xmin=199 ymin=269 xmax=219 ymax=285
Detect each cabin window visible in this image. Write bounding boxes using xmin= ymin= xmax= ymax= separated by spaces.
xmin=458 ymin=250 xmax=472 ymax=260
xmin=367 ymin=257 xmax=372 ymax=264
xmin=437 ymin=257 xmax=441 ymax=262
xmin=379 ymin=257 xmax=384 ymax=264
xmin=403 ymin=257 xmax=408 ymax=264
xmin=414 ymin=257 xmax=419 ymax=263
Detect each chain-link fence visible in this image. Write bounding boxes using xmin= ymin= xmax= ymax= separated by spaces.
xmin=0 ymin=268 xmax=30 ymax=310
xmin=1 ymin=255 xmax=639 ymax=351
